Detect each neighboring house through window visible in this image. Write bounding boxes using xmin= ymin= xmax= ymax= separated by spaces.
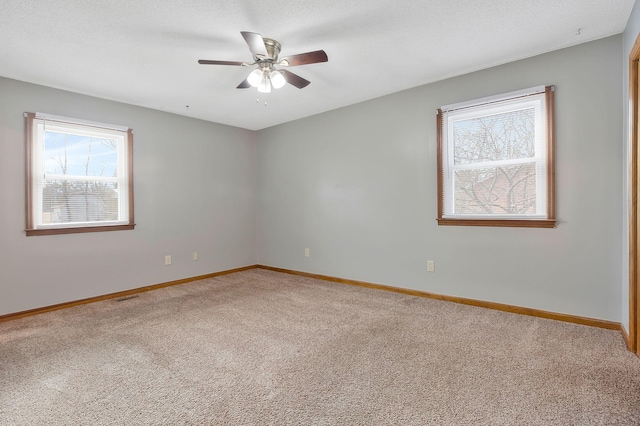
xmin=25 ymin=113 xmax=134 ymax=236
xmin=436 ymin=86 xmax=555 ymax=228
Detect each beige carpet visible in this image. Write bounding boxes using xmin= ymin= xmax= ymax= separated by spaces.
xmin=1 ymin=269 xmax=639 ymax=425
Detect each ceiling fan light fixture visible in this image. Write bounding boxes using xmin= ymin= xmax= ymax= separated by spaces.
xmin=258 ymin=75 xmax=271 ymax=93
xmin=270 ymin=70 xmax=286 ymax=89
xmin=247 ymin=69 xmax=263 ymax=87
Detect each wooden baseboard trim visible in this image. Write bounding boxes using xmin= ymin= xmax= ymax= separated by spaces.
xmin=257 ymin=265 xmax=621 ymax=331
xmin=621 ymin=325 xmax=632 ymax=351
xmin=1 ymin=264 xmax=623 ymax=336
xmin=0 ymin=265 xmax=258 ymax=324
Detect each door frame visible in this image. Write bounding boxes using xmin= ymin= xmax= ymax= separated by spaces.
xmin=628 ymin=33 xmax=640 ymax=355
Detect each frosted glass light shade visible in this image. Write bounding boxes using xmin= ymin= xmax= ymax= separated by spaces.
xmin=247 ymin=69 xmax=263 ymax=87
xmin=270 ymin=70 xmax=286 ymax=89
xmin=258 ymin=76 xmax=271 ymax=93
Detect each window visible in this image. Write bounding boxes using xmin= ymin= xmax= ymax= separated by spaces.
xmin=437 ymin=86 xmax=555 ymax=228
xmin=25 ymin=113 xmax=134 ymax=236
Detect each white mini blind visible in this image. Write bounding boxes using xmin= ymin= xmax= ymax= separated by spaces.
xmin=33 ymin=112 xmax=129 ymax=132
xmin=441 ymin=86 xmax=546 ymax=113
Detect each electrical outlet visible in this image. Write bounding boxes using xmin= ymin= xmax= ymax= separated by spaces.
xmin=304 ymin=248 xmax=310 ymax=257
xmin=193 ymin=251 xmax=198 ymax=261
xmin=427 ymin=260 xmax=435 ymax=272
xmin=165 ymin=255 xmax=172 ymax=265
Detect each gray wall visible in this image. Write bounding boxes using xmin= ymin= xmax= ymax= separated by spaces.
xmin=0 ymin=35 xmax=626 ymax=324
xmin=257 ymin=36 xmax=623 ymax=322
xmin=0 ymin=78 xmax=257 ymax=316
xmin=622 ymin=0 xmax=640 ymax=336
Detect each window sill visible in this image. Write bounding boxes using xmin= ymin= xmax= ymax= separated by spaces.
xmin=437 ymin=218 xmax=556 ymax=228
xmin=26 ymin=224 xmax=135 ymax=236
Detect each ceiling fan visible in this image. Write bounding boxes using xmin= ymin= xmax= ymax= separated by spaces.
xmin=198 ymin=31 xmax=328 ymax=93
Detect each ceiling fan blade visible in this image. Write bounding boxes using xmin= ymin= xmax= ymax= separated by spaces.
xmin=281 ymin=70 xmax=311 ymax=89
xmin=241 ymin=31 xmax=268 ymax=58
xmin=237 ymin=78 xmax=251 ymax=89
xmin=279 ymin=50 xmax=328 ymax=67
xmin=198 ymin=59 xmax=245 ymax=66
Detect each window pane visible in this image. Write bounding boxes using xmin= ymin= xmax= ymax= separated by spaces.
xmin=454 ymin=163 xmax=537 ymax=215
xmin=41 ymin=180 xmax=120 ymax=224
xmin=453 ymin=108 xmax=535 ymax=165
xmin=44 ymin=131 xmax=119 ymax=177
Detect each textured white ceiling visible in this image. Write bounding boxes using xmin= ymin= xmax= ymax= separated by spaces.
xmin=0 ymin=0 xmax=634 ymax=130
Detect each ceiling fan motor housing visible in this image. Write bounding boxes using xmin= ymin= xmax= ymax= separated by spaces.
xmin=261 ymin=38 xmax=281 ymax=62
